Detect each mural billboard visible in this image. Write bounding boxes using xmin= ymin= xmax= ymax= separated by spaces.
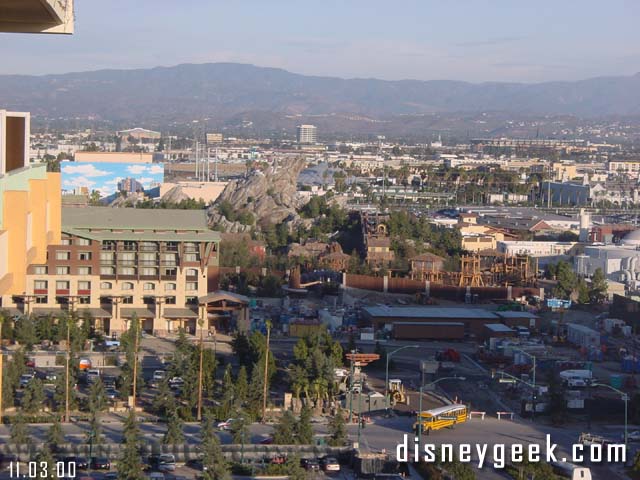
xmin=60 ymin=161 xmax=164 ymax=198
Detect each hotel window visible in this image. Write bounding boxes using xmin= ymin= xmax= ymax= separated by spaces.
xmin=122 ymin=282 xmax=134 ymax=291
xmin=102 ymin=241 xmax=116 ymax=250
xmin=186 ymin=268 xmax=198 ymax=277
xmin=143 ymin=283 xmax=155 ymax=291
xmin=33 ymin=266 xmax=47 ymax=275
xmin=122 ymin=296 xmax=133 ymax=304
xmin=100 ymin=252 xmax=114 ymax=263
xmin=77 ymin=238 xmax=90 ymax=246
xmin=123 ymin=241 xmax=137 ymax=251
xmin=78 ymin=266 xmax=92 ymax=275
xmin=34 ymin=280 xmax=48 ymax=290
xmin=165 ymin=296 xmax=176 ymax=305
xmin=165 ymin=283 xmax=176 ymax=292
xmin=100 ymin=266 xmax=115 ymax=275
xmin=186 ymin=282 xmax=198 ymax=291
xmin=78 ymin=281 xmax=91 ymax=291
xmin=141 ymin=267 xmax=157 ymax=276
xmin=184 ymin=253 xmax=198 ymax=262
xmin=119 ymin=252 xmax=135 ymax=264
xmin=163 ymin=268 xmax=177 ymax=276
xmin=56 ymin=266 xmax=70 ymax=275
xmin=35 ymin=296 xmax=48 ymax=304
xmin=78 ymin=296 xmax=90 ymax=304
xmin=100 ymin=282 xmax=112 ymax=290
xmin=56 ymin=281 xmax=70 ymax=290
xmin=186 ymin=296 xmax=198 ymax=305
xmin=56 ymin=251 xmax=71 ymax=260
xmin=162 ymin=253 xmax=176 ymax=265
xmin=140 ymin=252 xmax=156 ymax=265
xmin=118 ymin=267 xmax=136 ymax=276
xmin=78 ymin=252 xmax=92 ymax=261
xmin=60 ymin=238 xmax=72 ymax=246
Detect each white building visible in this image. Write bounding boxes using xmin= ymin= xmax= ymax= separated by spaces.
xmin=497 ymin=241 xmax=577 ymax=257
xmin=581 ymin=229 xmax=640 ymax=289
xmin=296 ymin=125 xmax=317 ymax=144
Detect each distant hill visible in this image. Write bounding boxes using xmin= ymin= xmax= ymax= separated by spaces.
xmin=1 ymin=63 xmax=639 ymax=132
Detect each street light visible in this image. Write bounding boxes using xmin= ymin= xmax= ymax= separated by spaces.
xmin=492 ymin=369 xmax=538 ymax=420
xmin=417 ymin=376 xmax=466 ymax=439
xmin=591 ymin=382 xmax=628 ymax=449
xmin=500 ymin=346 xmax=537 ymax=421
xmin=385 ymin=345 xmax=419 ymax=410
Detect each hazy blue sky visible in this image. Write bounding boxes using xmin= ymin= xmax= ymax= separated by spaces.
xmin=1 ymin=0 xmax=638 ymax=82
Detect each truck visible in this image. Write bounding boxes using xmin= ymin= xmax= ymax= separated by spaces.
xmin=560 ymin=370 xmax=593 ymax=388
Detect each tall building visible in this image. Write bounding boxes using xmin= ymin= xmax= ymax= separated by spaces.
xmin=296 ymin=124 xmax=317 ymax=144
xmin=117 ymin=177 xmax=144 ymax=193
xmin=0 ymin=110 xmax=62 ymax=309
xmin=21 ymin=207 xmax=221 ymax=336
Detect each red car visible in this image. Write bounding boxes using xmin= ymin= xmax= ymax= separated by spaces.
xmin=25 ymin=359 xmax=35 ymax=368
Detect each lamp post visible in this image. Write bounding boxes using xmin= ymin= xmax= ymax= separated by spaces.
xmin=261 ymin=320 xmax=272 ymax=423
xmin=416 ymin=376 xmax=466 ymax=439
xmin=196 ymin=316 xmax=205 ymax=421
xmin=385 ymin=345 xmax=419 ymax=410
xmin=511 ymin=347 xmax=537 ymax=420
xmin=592 ymin=382 xmax=628 ymax=449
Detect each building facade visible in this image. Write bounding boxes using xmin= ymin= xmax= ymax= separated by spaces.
xmin=0 ymin=110 xmax=62 ymax=309
xmin=20 ymin=207 xmax=220 ymax=336
xmin=296 ymin=125 xmax=317 ymax=144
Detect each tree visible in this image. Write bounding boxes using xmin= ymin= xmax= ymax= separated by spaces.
xmin=231 ymin=414 xmax=250 ymax=444
xmin=284 ymin=454 xmax=307 ymax=480
xmin=273 ymin=410 xmax=297 ymax=444
xmin=328 ymin=408 xmax=347 ymax=446
xmin=87 ymin=412 xmax=104 ymax=446
xmin=21 ymin=377 xmax=45 ymax=413
xmin=152 ymin=378 xmax=176 ymax=418
xmin=547 ymin=371 xmax=567 ymax=425
xmin=163 ymin=408 xmax=185 ymax=444
xmin=88 ymin=378 xmax=108 ymax=414
xmin=118 ymin=410 xmax=145 ymax=480
xmin=201 ymin=430 xmax=231 ymax=480
xmin=54 ymin=369 xmax=77 ymax=412
xmin=589 ymin=268 xmax=608 ymax=304
xmin=235 ymin=366 xmax=248 ymax=407
xmin=34 ymin=444 xmax=56 ymax=479
xmin=295 ymin=403 xmax=314 ymax=444
xmin=47 ymin=418 xmax=64 ymax=452
xmin=10 ymin=413 xmax=30 ymax=446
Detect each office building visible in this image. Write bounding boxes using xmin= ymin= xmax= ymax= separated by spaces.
xmin=296 ymin=125 xmax=317 ymax=144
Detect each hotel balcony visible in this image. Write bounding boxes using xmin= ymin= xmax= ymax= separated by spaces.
xmin=0 ymin=0 xmax=75 ymax=34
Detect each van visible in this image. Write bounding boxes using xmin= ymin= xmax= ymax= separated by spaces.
xmin=551 ymin=461 xmax=592 ymax=480
xmin=86 ymin=369 xmax=100 ymax=383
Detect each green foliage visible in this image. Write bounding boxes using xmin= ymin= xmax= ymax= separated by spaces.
xmin=273 ymin=410 xmax=297 ymax=444
xmin=22 ymin=378 xmax=45 ymax=413
xmin=328 ymin=408 xmax=347 ymax=446
xmin=10 ymin=413 xmax=30 ymax=445
xmin=33 ymin=444 xmax=56 ymax=479
xmin=118 ymin=410 xmax=145 ymax=480
xmin=216 ymin=200 xmax=254 ymax=224
xmin=47 ymin=418 xmax=64 ymax=450
xmin=88 ymin=378 xmax=108 ymax=413
xmin=295 ymin=403 xmax=314 ymax=444
xmin=231 ymin=415 xmax=250 ymax=444
xmin=558 ymin=230 xmax=579 ymax=242
xmin=163 ymin=408 xmax=185 ymax=444
xmin=201 ymin=430 xmax=231 ymax=480
xmin=589 ymin=268 xmax=608 ymax=304
xmin=137 ymin=198 xmax=207 ymax=210
xmin=547 ymin=260 xmax=578 ymax=300
xmin=151 ymin=378 xmax=176 ymax=418
xmin=219 ymin=240 xmax=262 ymax=268
xmin=506 ymin=459 xmax=560 ymax=480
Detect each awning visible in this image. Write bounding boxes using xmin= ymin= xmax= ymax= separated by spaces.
xmin=163 ymin=308 xmax=199 ymax=319
xmin=121 ymin=308 xmax=156 ymax=318
xmin=31 ymin=307 xmax=66 ymax=317
xmin=77 ymin=308 xmax=112 ymax=318
xmin=198 ymin=290 xmax=249 ymax=305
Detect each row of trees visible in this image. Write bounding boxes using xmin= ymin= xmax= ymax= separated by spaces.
xmin=546 ymin=261 xmax=608 ymax=304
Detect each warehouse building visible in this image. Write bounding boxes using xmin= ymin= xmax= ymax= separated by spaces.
xmin=362 ymin=306 xmax=500 ymax=337
xmin=392 ymin=322 xmax=465 ymax=340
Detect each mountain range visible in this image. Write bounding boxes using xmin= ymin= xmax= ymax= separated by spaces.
xmin=1 ymin=63 xmax=639 ymax=134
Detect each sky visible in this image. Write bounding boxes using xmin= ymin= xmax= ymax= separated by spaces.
xmin=0 ymin=0 xmax=638 ymax=83
xmin=61 ymin=162 xmax=164 ymax=197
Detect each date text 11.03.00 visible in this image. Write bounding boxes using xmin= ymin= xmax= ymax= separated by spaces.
xmin=9 ymin=461 xmax=76 ymax=478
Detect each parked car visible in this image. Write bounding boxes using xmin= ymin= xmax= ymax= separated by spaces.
xmin=320 ymin=456 xmax=340 ymax=473
xmin=216 ymin=418 xmax=234 ymax=430
xmin=86 ymin=369 xmax=101 ymax=384
xmin=301 ymin=458 xmax=320 ymax=471
xmin=79 ymin=358 xmax=92 ymax=370
xmin=104 ymin=473 xmax=118 ymax=480
xmin=148 ymin=473 xmax=165 ymax=480
xmin=89 ymin=457 xmax=111 ymax=470
xmin=168 ymin=377 xmax=184 ymax=389
xmin=626 ymin=430 xmax=640 ymax=442
xmin=19 ymin=373 xmax=35 ymax=387
xmin=156 ymin=454 xmax=176 ymax=472
xmin=105 ymin=388 xmax=119 ymax=400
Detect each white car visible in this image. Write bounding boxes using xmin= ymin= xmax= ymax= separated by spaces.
xmin=153 ymin=370 xmax=166 ymax=381
xmin=626 ymin=430 xmax=640 ymax=442
xmin=217 ymin=418 xmax=235 ymax=430
xmin=321 ymin=456 xmax=340 ymax=472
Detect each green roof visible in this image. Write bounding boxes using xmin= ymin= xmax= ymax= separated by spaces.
xmin=62 ymin=207 xmax=220 ymax=243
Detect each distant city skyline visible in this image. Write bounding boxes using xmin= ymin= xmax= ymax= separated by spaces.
xmin=0 ymin=0 xmax=638 ymax=83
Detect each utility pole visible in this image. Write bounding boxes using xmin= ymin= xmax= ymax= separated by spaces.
xmin=197 ymin=317 xmax=205 ymax=421
xmin=131 ymin=316 xmax=139 ymax=410
xmin=348 ymin=350 xmax=355 ymax=424
xmin=262 ymin=320 xmax=272 ymax=422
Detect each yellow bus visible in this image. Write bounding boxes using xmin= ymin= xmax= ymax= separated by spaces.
xmin=413 ymin=404 xmax=467 ymax=435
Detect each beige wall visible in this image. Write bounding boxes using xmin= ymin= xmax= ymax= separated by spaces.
xmin=75 ymin=152 xmax=153 ymax=164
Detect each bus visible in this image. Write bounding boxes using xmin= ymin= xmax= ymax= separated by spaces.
xmin=413 ymin=404 xmax=467 ymax=434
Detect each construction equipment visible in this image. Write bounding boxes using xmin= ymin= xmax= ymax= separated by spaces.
xmin=388 ymin=379 xmax=407 ymax=405
xmin=436 ymin=349 xmax=461 ymax=363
